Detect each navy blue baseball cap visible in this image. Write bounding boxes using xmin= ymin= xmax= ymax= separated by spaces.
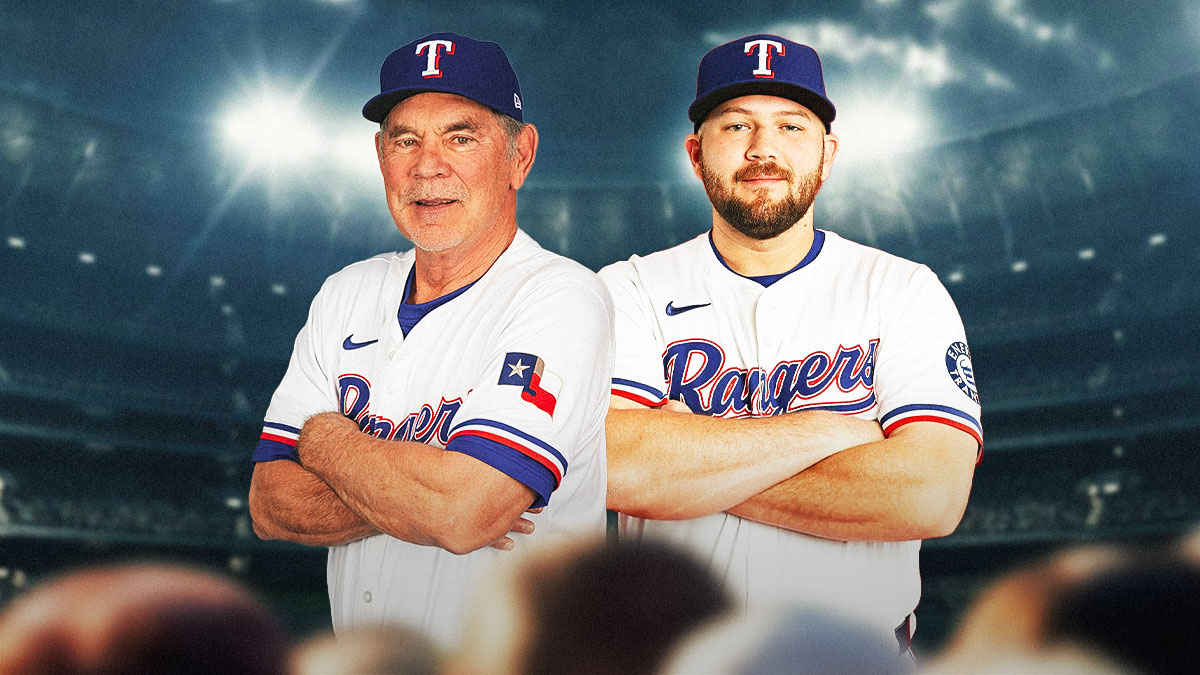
xmin=688 ymin=34 xmax=836 ymax=131
xmin=363 ymin=32 xmax=523 ymax=124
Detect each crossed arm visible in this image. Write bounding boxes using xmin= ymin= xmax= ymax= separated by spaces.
xmin=606 ymin=398 xmax=978 ymax=541
xmin=249 ymin=412 xmax=537 ymax=554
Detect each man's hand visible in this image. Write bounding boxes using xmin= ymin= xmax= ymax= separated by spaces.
xmin=490 ymin=507 xmax=543 ymax=550
xmin=660 ymin=399 xmax=693 ymax=413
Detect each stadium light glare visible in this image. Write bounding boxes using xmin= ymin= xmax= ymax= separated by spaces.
xmin=833 ymin=99 xmax=926 ymax=164
xmin=946 ymin=269 xmax=964 ymax=284
xmin=7 ymin=236 xmax=25 ymax=249
xmin=218 ymin=91 xmax=383 ymax=184
xmin=1148 ymin=232 xmax=1167 ymax=246
xmin=3 ymin=132 xmax=32 ymax=158
xmin=146 ymin=264 xmax=163 ymax=277
xmin=78 ymin=252 xmax=96 ymax=264
xmin=1078 ymin=247 xmax=1096 ymax=260
xmin=219 ymin=96 xmax=322 ymax=168
xmin=1011 ymin=260 xmax=1028 ymax=273
xmin=332 ymin=129 xmax=381 ymax=176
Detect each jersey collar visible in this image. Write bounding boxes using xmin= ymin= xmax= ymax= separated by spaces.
xmin=393 ymin=229 xmax=533 ymax=337
xmin=707 ymin=228 xmax=826 ymax=287
xmin=396 ymin=264 xmax=479 ymax=337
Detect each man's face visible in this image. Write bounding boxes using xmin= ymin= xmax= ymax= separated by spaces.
xmin=375 ymin=92 xmax=518 ymax=253
xmin=689 ymin=95 xmax=837 ymax=240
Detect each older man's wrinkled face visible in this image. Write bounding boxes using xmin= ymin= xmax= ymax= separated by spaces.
xmin=693 ymin=95 xmax=834 ymax=240
xmin=376 ymin=92 xmax=517 ymax=253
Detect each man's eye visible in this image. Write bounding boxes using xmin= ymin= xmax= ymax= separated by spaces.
xmin=726 ymin=123 xmax=749 ymax=131
xmin=451 ymin=136 xmax=474 ymax=145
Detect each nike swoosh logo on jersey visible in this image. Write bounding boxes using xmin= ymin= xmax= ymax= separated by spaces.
xmin=665 ymin=301 xmax=711 ymax=316
xmin=342 ymin=335 xmax=379 ymax=350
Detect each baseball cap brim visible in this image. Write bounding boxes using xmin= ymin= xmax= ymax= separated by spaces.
xmin=364 ymin=88 xmax=444 ymax=124
xmin=688 ymin=81 xmax=836 ymax=131
xmin=364 ymin=87 xmax=521 ymax=125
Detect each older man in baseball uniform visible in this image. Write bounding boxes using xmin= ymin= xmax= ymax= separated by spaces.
xmin=249 ymin=32 xmax=612 ymax=645
xmin=600 ymin=34 xmax=982 ymax=651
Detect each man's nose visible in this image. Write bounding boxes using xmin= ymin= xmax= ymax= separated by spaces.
xmin=745 ymin=128 xmax=778 ymax=162
xmin=412 ymin=142 xmax=450 ymax=178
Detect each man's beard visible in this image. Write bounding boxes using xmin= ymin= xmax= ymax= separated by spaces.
xmin=700 ymin=154 xmax=824 ymax=241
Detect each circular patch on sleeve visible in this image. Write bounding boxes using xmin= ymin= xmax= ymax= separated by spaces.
xmin=945 ymin=341 xmax=979 ymax=403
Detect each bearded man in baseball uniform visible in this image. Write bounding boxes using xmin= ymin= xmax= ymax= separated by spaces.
xmin=600 ymin=35 xmax=982 ymax=651
xmin=248 ymin=33 xmax=612 ymax=645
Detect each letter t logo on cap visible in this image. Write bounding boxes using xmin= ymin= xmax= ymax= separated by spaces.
xmin=745 ymin=39 xmax=785 ymax=78
xmin=416 ymin=39 xmax=455 ymax=78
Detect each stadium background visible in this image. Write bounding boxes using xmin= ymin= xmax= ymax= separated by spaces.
xmin=2 ymin=0 xmax=1198 ymax=652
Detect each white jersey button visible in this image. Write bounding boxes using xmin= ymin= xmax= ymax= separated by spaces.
xmin=363 ymin=591 xmax=372 ymax=603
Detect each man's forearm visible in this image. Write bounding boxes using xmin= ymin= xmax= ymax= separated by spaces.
xmin=727 ymin=422 xmax=978 ymax=541
xmin=297 ymin=413 xmax=440 ymax=547
xmin=606 ymin=404 xmax=883 ymax=520
xmin=298 ymin=412 xmax=536 ymax=555
xmin=249 ymin=459 xmax=377 ymax=546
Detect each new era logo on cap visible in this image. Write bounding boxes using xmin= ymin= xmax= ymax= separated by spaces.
xmin=363 ymin=32 xmax=524 ymax=123
xmin=688 ymin=34 xmax=836 ymax=131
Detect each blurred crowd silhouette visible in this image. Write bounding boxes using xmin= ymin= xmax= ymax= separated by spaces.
xmin=1 ymin=530 xmax=1196 ymax=675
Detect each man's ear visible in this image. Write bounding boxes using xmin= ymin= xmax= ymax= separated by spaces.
xmin=685 ymin=133 xmax=703 ymax=182
xmin=820 ymin=131 xmax=839 ymax=183
xmin=510 ymin=123 xmax=539 ymax=191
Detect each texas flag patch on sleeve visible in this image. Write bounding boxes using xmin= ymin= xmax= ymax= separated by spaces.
xmin=498 ymin=352 xmax=561 ymax=417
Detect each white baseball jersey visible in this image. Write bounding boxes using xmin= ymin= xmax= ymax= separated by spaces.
xmin=253 ymin=229 xmax=613 ymax=645
xmin=599 ymin=228 xmax=981 ymax=633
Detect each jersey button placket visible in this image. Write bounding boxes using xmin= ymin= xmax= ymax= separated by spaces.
xmin=752 ymin=294 xmax=777 ymax=417
xmin=382 ymin=340 xmax=405 ymax=397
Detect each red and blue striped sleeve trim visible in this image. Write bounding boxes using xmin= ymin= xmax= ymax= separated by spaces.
xmin=252 ymin=422 xmax=301 ymax=463
xmin=611 ymin=378 xmax=667 ymax=407
xmin=880 ymin=404 xmax=983 ymax=447
xmin=445 ymin=419 xmax=566 ymax=509
xmin=260 ymin=422 xmax=300 ymax=446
